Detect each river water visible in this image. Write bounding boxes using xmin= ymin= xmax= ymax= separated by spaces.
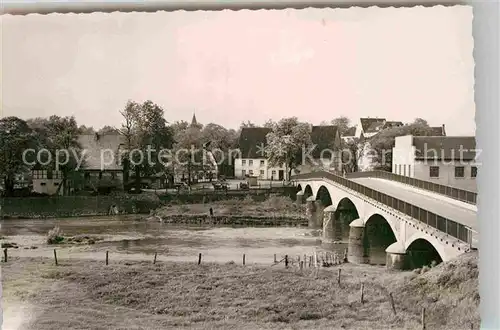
xmin=0 ymin=215 xmax=386 ymax=265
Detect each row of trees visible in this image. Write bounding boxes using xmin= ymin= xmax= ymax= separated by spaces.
xmin=1 ymin=98 xmax=437 ymax=196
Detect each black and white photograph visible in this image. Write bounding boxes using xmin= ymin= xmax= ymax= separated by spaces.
xmin=1 ymin=4 xmax=479 ymax=330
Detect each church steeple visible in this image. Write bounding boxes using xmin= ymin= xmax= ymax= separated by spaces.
xmin=190 ymin=112 xmax=198 ymax=127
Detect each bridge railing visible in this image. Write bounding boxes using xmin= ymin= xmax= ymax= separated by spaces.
xmin=292 ymin=171 xmax=473 ymax=245
xmin=345 ymin=170 xmax=477 ymax=205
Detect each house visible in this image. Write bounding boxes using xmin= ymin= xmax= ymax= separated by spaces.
xmin=234 ymin=127 xmax=285 ymax=180
xmin=234 ymin=125 xmax=342 ymax=180
xmin=31 ymin=167 xmax=64 ymax=195
xmin=341 ymin=126 xmax=358 ymax=143
xmin=309 ymin=125 xmax=342 ymax=172
xmin=429 ymin=124 xmax=447 ymax=136
xmin=355 ymin=117 xmax=405 ymax=139
xmin=392 ymin=135 xmax=477 ymax=191
xmin=77 ymin=133 xmax=126 ymax=191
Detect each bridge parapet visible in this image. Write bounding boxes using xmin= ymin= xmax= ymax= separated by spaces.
xmin=345 ymin=170 xmax=477 ymax=205
xmin=292 ymin=171 xmax=474 ymax=247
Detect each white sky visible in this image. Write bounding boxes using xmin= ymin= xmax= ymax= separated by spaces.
xmin=2 ymin=6 xmax=475 ymax=135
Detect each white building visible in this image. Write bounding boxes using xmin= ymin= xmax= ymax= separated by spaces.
xmin=392 ymin=135 xmax=477 ymax=192
xmin=234 ymin=127 xmax=290 ymax=180
xmin=234 ymin=125 xmax=342 ymax=180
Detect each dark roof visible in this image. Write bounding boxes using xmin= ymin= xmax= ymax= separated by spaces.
xmin=360 ymin=117 xmax=386 ymax=133
xmin=384 ymin=121 xmax=404 ymax=129
xmin=78 ymin=133 xmax=127 ymax=171
xmin=310 ymin=125 xmax=340 ymax=158
xmin=238 ymin=127 xmax=271 ymax=158
xmin=413 ymin=136 xmax=476 ymax=160
xmin=343 ymin=126 xmax=357 ymax=137
xmin=430 ymin=126 xmax=446 ymax=136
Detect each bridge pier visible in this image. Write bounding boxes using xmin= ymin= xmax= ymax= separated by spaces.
xmin=315 ymin=200 xmax=326 ymax=229
xmin=385 ymin=242 xmax=406 ymax=270
xmin=296 ymin=191 xmax=304 ymax=206
xmin=305 ymin=197 xmax=319 ymax=229
xmin=348 ymin=218 xmax=368 ymax=264
xmin=321 ymin=205 xmax=336 ymax=249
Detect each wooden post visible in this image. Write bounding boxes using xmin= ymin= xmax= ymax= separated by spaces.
xmin=337 ymin=269 xmax=341 ymax=285
xmin=274 ymin=253 xmax=277 ymax=264
xmin=3 ymin=248 xmax=7 ymax=263
xmin=105 ymin=251 xmax=109 ymax=265
xmin=309 ymin=255 xmax=312 ymax=267
xmin=389 ymin=293 xmax=396 ymax=315
xmin=153 ymin=252 xmax=157 ymax=264
xmin=285 ymin=255 xmax=288 ymax=268
xmin=360 ymin=283 xmax=364 ymax=304
xmin=53 ymin=249 xmax=58 ymax=266
xmin=421 ymin=307 xmax=426 ymax=329
xmin=198 ymin=253 xmax=202 ymax=265
xmin=243 ymin=254 xmax=246 ymax=265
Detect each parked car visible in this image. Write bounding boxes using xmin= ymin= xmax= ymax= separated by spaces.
xmin=239 ymin=181 xmax=249 ymax=190
xmin=175 ymin=182 xmax=190 ymax=193
xmin=212 ymin=180 xmax=229 ymax=191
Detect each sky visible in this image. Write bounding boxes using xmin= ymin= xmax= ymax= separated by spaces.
xmin=2 ymin=5 xmax=475 ymax=135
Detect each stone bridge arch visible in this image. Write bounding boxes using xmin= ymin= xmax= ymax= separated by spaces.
xmin=405 ymin=234 xmax=445 ymax=266
xmin=363 ymin=214 xmax=399 ymax=266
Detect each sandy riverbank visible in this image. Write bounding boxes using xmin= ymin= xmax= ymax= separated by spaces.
xmin=2 ymin=252 xmax=479 ymax=330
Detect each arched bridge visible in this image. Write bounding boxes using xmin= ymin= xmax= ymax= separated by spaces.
xmin=291 ymin=171 xmax=478 ymax=270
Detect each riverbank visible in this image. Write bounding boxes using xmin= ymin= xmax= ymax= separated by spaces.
xmin=2 ymin=252 xmax=478 ymax=330
xmin=151 ymin=195 xmax=306 ymax=225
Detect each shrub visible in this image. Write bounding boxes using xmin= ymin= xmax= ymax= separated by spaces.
xmin=47 ymin=226 xmax=65 ymax=245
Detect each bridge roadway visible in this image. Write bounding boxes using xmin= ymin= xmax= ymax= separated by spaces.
xmin=350 ymin=177 xmax=478 ymax=232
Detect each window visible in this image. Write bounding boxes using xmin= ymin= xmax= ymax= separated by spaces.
xmin=249 ymin=160 xmax=253 ymax=166
xmin=40 ymin=182 xmax=47 ymax=186
xmin=54 ymin=182 xmax=59 ymax=186
xmin=429 ymin=166 xmax=439 ymax=178
xmin=260 ymin=160 xmax=265 ymax=167
xmin=272 ymin=170 xmax=276 ymax=175
xmin=249 ymin=170 xmax=254 ymax=175
xmin=260 ymin=170 xmax=264 ymax=175
xmin=471 ymin=166 xmax=477 ymax=178
xmin=455 ymin=166 xmax=465 ymax=178
xmin=47 ymin=169 xmax=53 ymax=180
xmin=242 ymin=160 xmax=246 ymax=165
xmin=242 ymin=170 xmax=246 ymax=176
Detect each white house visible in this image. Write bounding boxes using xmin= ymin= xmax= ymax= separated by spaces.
xmin=392 ymin=135 xmax=477 ymax=192
xmin=234 ymin=125 xmax=343 ymax=180
xmin=31 ymin=168 xmax=64 ymax=195
xmin=234 ymin=127 xmax=290 ymax=180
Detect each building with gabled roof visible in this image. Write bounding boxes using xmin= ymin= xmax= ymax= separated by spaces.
xmin=234 ymin=125 xmax=342 ymax=180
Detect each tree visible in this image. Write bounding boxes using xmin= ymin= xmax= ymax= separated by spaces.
xmin=369 ymin=120 xmax=436 ymax=171
xmin=331 ymin=116 xmax=351 ymax=136
xmin=342 ymin=137 xmax=362 ymax=173
xmin=173 ymin=125 xmax=203 ymax=184
xmin=78 ymin=125 xmax=95 ymax=134
xmin=240 ymin=120 xmax=256 ymax=129
xmin=0 ymin=117 xmax=38 ymax=196
xmin=33 ymin=116 xmax=82 ymax=195
xmin=265 ymin=117 xmax=313 ymax=180
xmin=98 ymin=125 xmax=119 ymax=135
xmin=119 ymin=100 xmax=174 ymax=191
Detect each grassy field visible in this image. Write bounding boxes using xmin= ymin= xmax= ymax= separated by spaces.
xmin=3 ymin=252 xmax=479 ymax=330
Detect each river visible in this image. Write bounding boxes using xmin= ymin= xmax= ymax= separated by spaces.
xmin=0 ymin=215 xmax=386 ymax=265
